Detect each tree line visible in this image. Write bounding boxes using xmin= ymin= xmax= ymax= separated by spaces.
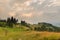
xmin=0 ymin=16 xmax=29 ymax=28
xmin=0 ymin=16 xmax=60 ymax=32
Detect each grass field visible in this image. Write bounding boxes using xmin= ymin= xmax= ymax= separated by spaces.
xmin=0 ymin=27 xmax=60 ymax=40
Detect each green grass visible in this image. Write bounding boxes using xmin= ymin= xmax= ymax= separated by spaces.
xmin=0 ymin=27 xmax=60 ymax=40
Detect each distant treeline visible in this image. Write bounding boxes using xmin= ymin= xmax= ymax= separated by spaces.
xmin=0 ymin=16 xmax=60 ymax=32
xmin=0 ymin=16 xmax=29 ymax=28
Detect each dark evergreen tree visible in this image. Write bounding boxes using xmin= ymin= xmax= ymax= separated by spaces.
xmin=10 ymin=16 xmax=14 ymax=23
xmin=13 ymin=18 xmax=18 ymax=24
xmin=21 ymin=21 xmax=26 ymax=25
xmin=7 ymin=17 xmax=12 ymax=27
xmin=21 ymin=20 xmax=31 ymax=28
xmin=7 ymin=17 xmax=10 ymax=23
xmin=10 ymin=16 xmax=18 ymax=24
xmin=6 ymin=17 xmax=18 ymax=27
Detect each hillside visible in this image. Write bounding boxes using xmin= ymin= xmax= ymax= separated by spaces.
xmin=0 ymin=17 xmax=60 ymax=32
xmin=0 ymin=28 xmax=60 ymax=40
xmin=0 ymin=21 xmax=60 ymax=40
xmin=32 ymin=22 xmax=60 ymax=32
xmin=0 ymin=21 xmax=60 ymax=32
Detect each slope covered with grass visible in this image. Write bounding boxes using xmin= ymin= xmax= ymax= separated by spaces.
xmin=0 ymin=27 xmax=60 ymax=40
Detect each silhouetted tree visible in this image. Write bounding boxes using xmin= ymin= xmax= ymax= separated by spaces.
xmin=21 ymin=20 xmax=31 ymax=28
xmin=13 ymin=18 xmax=18 ymax=24
xmin=7 ymin=17 xmax=13 ymax=27
xmin=6 ymin=16 xmax=18 ymax=27
xmin=10 ymin=16 xmax=18 ymax=24
xmin=10 ymin=17 xmax=14 ymax=23
xmin=7 ymin=17 xmax=10 ymax=23
xmin=21 ymin=21 xmax=27 ymax=26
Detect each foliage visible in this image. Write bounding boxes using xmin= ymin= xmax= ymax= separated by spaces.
xmin=34 ymin=22 xmax=60 ymax=32
xmin=6 ymin=16 xmax=18 ymax=27
xmin=0 ymin=17 xmax=60 ymax=32
xmin=21 ymin=21 xmax=31 ymax=29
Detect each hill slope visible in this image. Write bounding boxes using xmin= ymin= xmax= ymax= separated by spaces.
xmin=32 ymin=22 xmax=60 ymax=32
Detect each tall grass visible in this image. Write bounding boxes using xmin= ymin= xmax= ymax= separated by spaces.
xmin=0 ymin=27 xmax=60 ymax=40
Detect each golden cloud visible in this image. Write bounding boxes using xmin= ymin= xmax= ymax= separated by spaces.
xmin=21 ymin=13 xmax=33 ymax=17
xmin=8 ymin=12 xmax=16 ymax=17
xmin=0 ymin=7 xmax=5 ymax=13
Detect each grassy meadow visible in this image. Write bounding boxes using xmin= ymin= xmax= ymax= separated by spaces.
xmin=0 ymin=27 xmax=60 ymax=40
xmin=0 ymin=17 xmax=60 ymax=40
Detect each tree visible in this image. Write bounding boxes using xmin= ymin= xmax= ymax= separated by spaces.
xmin=6 ymin=16 xmax=18 ymax=27
xmin=21 ymin=20 xmax=31 ymax=29
xmin=21 ymin=21 xmax=26 ymax=26
xmin=7 ymin=17 xmax=10 ymax=23
xmin=10 ymin=16 xmax=18 ymax=24
xmin=10 ymin=17 xmax=14 ymax=23
xmin=13 ymin=18 xmax=18 ymax=24
xmin=7 ymin=17 xmax=12 ymax=27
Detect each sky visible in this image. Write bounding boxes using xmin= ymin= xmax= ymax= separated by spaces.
xmin=0 ymin=0 xmax=60 ymax=26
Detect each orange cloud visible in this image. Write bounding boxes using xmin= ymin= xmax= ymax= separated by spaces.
xmin=8 ymin=12 xmax=16 ymax=17
xmin=0 ymin=7 xmax=5 ymax=13
xmin=21 ymin=13 xmax=32 ymax=17
xmin=0 ymin=0 xmax=9 ymax=4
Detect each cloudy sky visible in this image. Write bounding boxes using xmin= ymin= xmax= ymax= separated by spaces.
xmin=0 ymin=0 xmax=60 ymax=26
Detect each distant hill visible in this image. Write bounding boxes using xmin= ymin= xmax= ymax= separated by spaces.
xmin=0 ymin=19 xmax=60 ymax=32
xmin=32 ymin=22 xmax=60 ymax=32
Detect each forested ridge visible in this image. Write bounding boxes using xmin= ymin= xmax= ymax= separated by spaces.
xmin=0 ymin=16 xmax=60 ymax=32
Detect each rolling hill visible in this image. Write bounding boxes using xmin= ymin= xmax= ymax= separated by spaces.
xmin=32 ymin=22 xmax=60 ymax=32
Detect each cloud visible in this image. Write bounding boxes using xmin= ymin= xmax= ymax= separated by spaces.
xmin=0 ymin=7 xmax=4 ymax=13
xmin=8 ymin=12 xmax=16 ymax=17
xmin=51 ymin=0 xmax=60 ymax=6
xmin=21 ymin=13 xmax=32 ymax=18
xmin=0 ymin=0 xmax=60 ymax=25
xmin=23 ymin=1 xmax=31 ymax=6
